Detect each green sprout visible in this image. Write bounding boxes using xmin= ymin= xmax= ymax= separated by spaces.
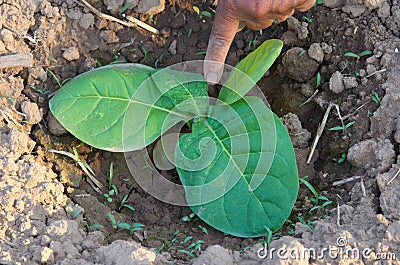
xmin=338 ymin=153 xmax=347 ymax=164
xmin=344 ymin=50 xmax=373 ymax=59
xmin=302 ymin=16 xmax=313 ymax=23
xmin=328 ymin=121 xmax=355 ymax=132
xmin=371 ymin=92 xmax=381 ymax=106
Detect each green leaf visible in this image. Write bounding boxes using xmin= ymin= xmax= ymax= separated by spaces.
xmin=175 ymin=96 xmax=298 ymax=237
xmin=193 ymin=6 xmax=200 ymax=15
xmin=359 ymin=50 xmax=372 ymax=57
xmin=344 ymin=52 xmax=359 ymax=58
xmin=299 ymin=177 xmax=318 ymax=199
xmin=117 ymin=222 xmax=131 ymax=230
xmin=219 ymin=39 xmax=283 ymax=105
xmin=50 ymin=64 xmax=208 ymax=152
xmin=107 ymin=213 xmax=117 ymax=228
xmin=89 ymin=224 xmax=104 ymax=230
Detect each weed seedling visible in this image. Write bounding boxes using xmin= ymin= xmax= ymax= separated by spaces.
xmin=344 ymin=50 xmax=372 ymax=59
xmin=299 ymin=176 xmax=332 ymax=218
xmin=302 ymin=16 xmax=313 ymax=23
xmin=198 ymin=225 xmax=208 ymax=234
xmin=298 ymin=50 xmax=307 ymax=57
xmin=338 ymin=153 xmax=347 ymax=164
xmin=104 ymin=162 xmax=118 ymax=203
xmin=181 ymin=213 xmax=196 ymax=222
xmin=328 ymin=121 xmax=355 ymax=132
xmin=118 ymin=185 xmax=136 ymax=212
xmin=85 ymin=223 xmax=104 ymax=232
xmin=316 ymin=72 xmax=321 ymax=88
xmin=193 ymin=6 xmax=212 ymax=19
xmin=371 ymin=92 xmax=381 ymax=106
xmin=140 ymin=45 xmax=147 ymax=63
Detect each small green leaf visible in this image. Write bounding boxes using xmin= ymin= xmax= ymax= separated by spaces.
xmin=345 ymin=121 xmax=355 ymax=129
xmin=182 ymin=236 xmax=193 ymax=244
xmin=316 ymin=72 xmax=321 ymax=88
xmin=178 ymin=249 xmax=195 ymax=258
xmin=328 ymin=126 xmax=344 ymax=131
xmin=359 ymin=50 xmax=372 ymax=57
xmin=193 ymin=6 xmax=200 ymax=15
xmin=344 ymin=52 xmax=359 ymax=58
xmin=107 ymin=213 xmax=117 ymax=228
xmin=89 ymin=224 xmax=104 ymax=230
xmin=201 ymin=11 xmax=212 ymax=17
xmin=299 ymin=177 xmax=318 ymax=199
xmin=121 ymin=204 xmax=135 ymax=211
xmin=321 ymin=201 xmax=333 ymax=208
xmin=219 ymin=39 xmax=283 ymax=105
xmin=117 ymin=222 xmax=131 ymax=230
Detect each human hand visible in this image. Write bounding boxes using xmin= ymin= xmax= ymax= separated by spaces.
xmin=204 ymin=0 xmax=315 ymax=83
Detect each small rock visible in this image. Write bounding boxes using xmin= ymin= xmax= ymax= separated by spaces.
xmin=347 ymin=138 xmax=395 ymax=176
xmin=300 ymin=83 xmax=315 ymax=97
xmin=308 ymin=43 xmax=324 ymax=63
xmin=21 ymin=101 xmax=42 ymax=124
xmin=395 ymin=119 xmax=400 ymax=144
xmin=66 ymin=8 xmax=82 ymax=20
xmin=343 ymin=76 xmax=358 ymax=89
xmin=281 ymin=113 xmax=311 ymax=148
xmin=0 ymin=28 xmax=14 ymax=42
xmin=136 ymin=0 xmax=165 ymax=14
xmin=342 ymin=4 xmax=366 ymax=17
xmin=0 ymin=40 xmax=6 ymax=52
xmin=62 ymin=47 xmax=80 ymax=61
xmin=323 ymin=0 xmax=345 ymax=8
xmin=47 ymin=112 xmax=67 ymax=136
xmin=329 ymin=71 xmax=345 ymax=94
xmin=366 ymin=64 xmax=377 ymax=76
xmin=287 ymin=17 xmax=308 ymax=40
xmin=193 ymin=245 xmax=233 ymax=265
xmin=95 ymin=240 xmax=157 ymax=265
xmin=79 ymin=13 xmax=94 ymax=30
xmin=50 ymin=241 xmax=65 ymax=260
xmin=281 ymin=31 xmax=298 ymax=46
xmin=33 ymin=247 xmax=54 ymax=264
xmin=168 ymin=39 xmax=177 ymax=55
xmin=278 ymin=47 xmax=319 ymax=82
xmin=103 ymin=0 xmax=124 ymax=13
xmin=321 ymin=42 xmax=333 ymax=54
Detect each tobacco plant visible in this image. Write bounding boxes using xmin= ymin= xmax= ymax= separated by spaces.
xmin=50 ymin=39 xmax=299 ymax=238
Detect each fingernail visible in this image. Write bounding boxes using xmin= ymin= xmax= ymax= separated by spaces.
xmin=206 ymin=72 xmax=218 ymax=84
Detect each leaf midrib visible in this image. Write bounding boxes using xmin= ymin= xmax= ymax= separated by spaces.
xmin=67 ymin=95 xmax=192 ymax=120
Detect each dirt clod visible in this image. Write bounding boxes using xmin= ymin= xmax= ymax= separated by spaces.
xmin=347 ymin=138 xmax=395 ymax=176
xmin=281 ymin=112 xmax=311 ymax=149
xmin=308 ymin=43 xmax=324 ymax=63
xmin=62 ymin=47 xmax=80 ymax=61
xmin=193 ymin=245 xmax=233 ymax=265
xmin=278 ymin=47 xmax=319 ymax=82
xmin=329 ymin=71 xmax=345 ymax=94
xmin=47 ymin=112 xmax=67 ymax=136
xmin=21 ymin=101 xmax=42 ymax=124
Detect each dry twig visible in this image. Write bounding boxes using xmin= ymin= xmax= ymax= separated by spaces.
xmin=0 ymin=54 xmax=33 ymax=69
xmin=48 ymin=149 xmax=103 ymax=193
xmin=307 ymin=103 xmax=333 ymax=164
xmin=387 ymin=168 xmax=400 ymax=186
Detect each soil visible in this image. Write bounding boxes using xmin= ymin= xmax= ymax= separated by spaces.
xmin=0 ymin=0 xmax=400 ymax=264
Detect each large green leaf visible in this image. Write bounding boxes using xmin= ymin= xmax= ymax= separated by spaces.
xmin=50 ymin=64 xmax=208 ymax=151
xmin=175 ymin=96 xmax=298 ymax=237
xmin=219 ymin=39 xmax=283 ymax=105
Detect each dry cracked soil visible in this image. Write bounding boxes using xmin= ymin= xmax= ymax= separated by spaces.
xmin=0 ymin=0 xmax=400 ymax=264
